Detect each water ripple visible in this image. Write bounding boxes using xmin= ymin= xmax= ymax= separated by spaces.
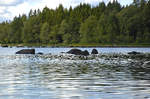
xmin=0 ymin=54 xmax=150 ymax=99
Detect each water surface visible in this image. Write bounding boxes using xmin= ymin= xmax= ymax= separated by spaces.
xmin=0 ymin=47 xmax=150 ymax=99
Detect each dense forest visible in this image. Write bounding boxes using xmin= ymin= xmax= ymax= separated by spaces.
xmin=0 ymin=0 xmax=150 ymax=46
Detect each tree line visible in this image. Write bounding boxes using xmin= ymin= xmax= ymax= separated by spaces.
xmin=0 ymin=0 xmax=150 ymax=45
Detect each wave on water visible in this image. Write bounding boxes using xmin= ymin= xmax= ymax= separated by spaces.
xmin=0 ymin=53 xmax=150 ymax=69
xmin=0 ymin=53 xmax=150 ymax=99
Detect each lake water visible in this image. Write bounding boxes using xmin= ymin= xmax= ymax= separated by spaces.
xmin=1 ymin=47 xmax=150 ymax=55
xmin=0 ymin=47 xmax=150 ymax=99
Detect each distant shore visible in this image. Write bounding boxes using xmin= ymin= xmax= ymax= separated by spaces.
xmin=0 ymin=43 xmax=150 ymax=48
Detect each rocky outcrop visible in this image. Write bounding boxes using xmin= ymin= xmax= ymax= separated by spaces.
xmin=67 ymin=49 xmax=89 ymax=56
xmin=16 ymin=49 xmax=35 ymax=54
xmin=91 ymin=49 xmax=98 ymax=54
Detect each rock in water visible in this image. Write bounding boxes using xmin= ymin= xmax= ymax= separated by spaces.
xmin=67 ymin=49 xmax=83 ymax=55
xmin=37 ymin=52 xmax=43 ymax=55
xmin=67 ymin=49 xmax=89 ymax=56
xmin=128 ymin=51 xmax=141 ymax=55
xmin=16 ymin=49 xmax=35 ymax=54
xmin=82 ymin=50 xmax=89 ymax=56
xmin=91 ymin=49 xmax=98 ymax=54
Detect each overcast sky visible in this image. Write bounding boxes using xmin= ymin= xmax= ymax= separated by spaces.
xmin=0 ymin=0 xmax=133 ymax=22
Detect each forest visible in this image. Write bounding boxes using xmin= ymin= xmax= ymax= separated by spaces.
xmin=0 ymin=0 xmax=150 ymax=46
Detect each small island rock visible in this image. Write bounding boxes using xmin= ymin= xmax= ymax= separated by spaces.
xmin=37 ymin=52 xmax=43 ymax=55
xmin=91 ymin=49 xmax=98 ymax=54
xmin=67 ymin=49 xmax=83 ymax=55
xmin=16 ymin=49 xmax=35 ymax=54
xmin=128 ymin=51 xmax=141 ymax=55
xmin=82 ymin=50 xmax=90 ymax=56
xmin=67 ymin=49 xmax=89 ymax=56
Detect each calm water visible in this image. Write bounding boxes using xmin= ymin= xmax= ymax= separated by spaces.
xmin=0 ymin=47 xmax=150 ymax=99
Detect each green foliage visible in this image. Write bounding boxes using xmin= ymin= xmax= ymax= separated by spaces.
xmin=59 ymin=20 xmax=70 ymax=44
xmin=40 ymin=22 xmax=50 ymax=43
xmin=0 ymin=0 xmax=150 ymax=45
xmin=80 ymin=16 xmax=99 ymax=43
xmin=9 ymin=16 xmax=24 ymax=43
xmin=0 ymin=22 xmax=10 ymax=43
xmin=50 ymin=25 xmax=61 ymax=44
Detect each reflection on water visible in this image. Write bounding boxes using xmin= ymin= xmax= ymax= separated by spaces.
xmin=0 ymin=54 xmax=150 ymax=99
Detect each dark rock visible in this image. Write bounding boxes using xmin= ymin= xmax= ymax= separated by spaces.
xmin=128 ymin=51 xmax=141 ymax=55
xmin=67 ymin=49 xmax=89 ymax=56
xmin=67 ymin=49 xmax=83 ymax=55
xmin=82 ymin=50 xmax=89 ymax=56
xmin=60 ymin=52 xmax=66 ymax=54
xmin=16 ymin=49 xmax=35 ymax=54
xmin=91 ymin=49 xmax=98 ymax=54
xmin=37 ymin=52 xmax=43 ymax=55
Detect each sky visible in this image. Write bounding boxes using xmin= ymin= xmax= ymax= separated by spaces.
xmin=0 ymin=0 xmax=133 ymax=22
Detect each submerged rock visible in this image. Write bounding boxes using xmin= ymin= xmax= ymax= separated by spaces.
xmin=37 ymin=52 xmax=43 ymax=55
xmin=91 ymin=49 xmax=98 ymax=54
xmin=16 ymin=49 xmax=35 ymax=54
xmin=67 ymin=49 xmax=89 ymax=56
xmin=128 ymin=51 xmax=141 ymax=55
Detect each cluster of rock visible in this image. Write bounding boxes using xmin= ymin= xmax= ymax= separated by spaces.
xmin=67 ymin=49 xmax=89 ymax=56
xmin=98 ymin=51 xmax=150 ymax=69
xmin=15 ymin=48 xmax=99 ymax=61
xmin=67 ymin=49 xmax=98 ymax=56
xmin=15 ymin=48 xmax=99 ymax=56
xmin=15 ymin=49 xmax=150 ymax=69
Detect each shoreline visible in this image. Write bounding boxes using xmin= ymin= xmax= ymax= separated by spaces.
xmin=0 ymin=43 xmax=150 ymax=48
xmin=1 ymin=46 xmax=150 ymax=48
